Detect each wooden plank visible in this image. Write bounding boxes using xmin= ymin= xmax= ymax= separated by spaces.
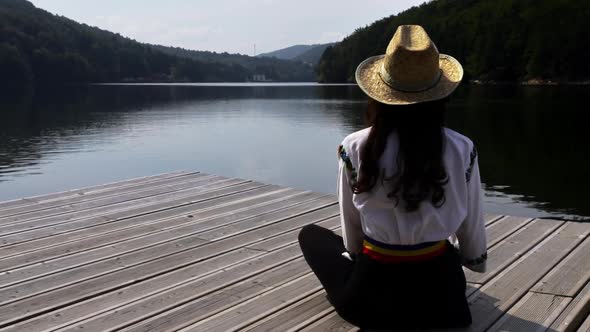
xmin=550 ymin=281 xmax=590 ymax=331
xmin=578 ymin=314 xmax=590 ymax=332
xmin=6 ymin=219 xmax=340 ymax=332
xmin=0 ymin=180 xmax=269 ymax=257
xmin=298 ymin=311 xmax=358 ymax=332
xmin=0 ymin=193 xmax=332 ymax=304
xmin=194 ymin=196 xmax=335 ymax=241
xmin=0 ymin=180 xmax=263 ymax=248
xmin=180 ymin=272 xmax=323 ymax=332
xmin=485 ymin=213 xmax=505 ymax=226
xmin=465 ymin=282 xmax=482 ymax=298
xmin=0 ymin=177 xmax=249 ymax=243
xmin=0 ymin=190 xmax=322 ymax=273
xmin=0 ymin=207 xmax=339 ymax=327
xmin=0 ymin=173 xmax=215 ymax=227
xmin=464 ymin=218 xmax=564 ymax=284
xmin=532 ymin=234 xmax=590 ymax=297
xmin=241 ymin=291 xmax=334 ymax=332
xmin=0 ymin=175 xmax=237 ymax=233
xmin=1 ymin=247 xmax=267 ymax=332
xmin=67 ymin=253 xmax=313 ymax=332
xmin=0 ymin=196 xmax=495 ymax=249
xmin=0 ymin=172 xmax=209 ymax=220
xmin=0 ymin=191 xmax=330 ymax=296
xmin=3 ymin=169 xmax=589 ymax=332
xmin=0 ymin=171 xmax=192 ymax=211
xmin=465 ymin=221 xmax=590 ymax=332
xmin=56 ymin=221 xmax=339 ymax=332
xmin=487 ymin=292 xmax=571 ymax=332
xmin=485 ymin=215 xmax=534 ymax=248
xmin=246 ymin=216 xmax=340 ymax=251
xmin=0 ymin=171 xmax=194 ymax=213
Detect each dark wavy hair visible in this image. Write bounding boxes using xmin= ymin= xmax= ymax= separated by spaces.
xmin=354 ymin=98 xmax=449 ymax=212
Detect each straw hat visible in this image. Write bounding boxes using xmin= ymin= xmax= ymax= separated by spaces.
xmin=355 ymin=25 xmax=463 ymax=105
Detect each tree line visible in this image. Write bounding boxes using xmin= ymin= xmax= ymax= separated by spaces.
xmin=0 ymin=0 xmax=315 ymax=90
xmin=317 ymin=0 xmax=590 ymax=83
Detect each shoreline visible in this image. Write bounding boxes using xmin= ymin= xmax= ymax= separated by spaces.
xmin=316 ymin=80 xmax=590 ymax=86
xmin=470 ymin=79 xmax=590 ymax=86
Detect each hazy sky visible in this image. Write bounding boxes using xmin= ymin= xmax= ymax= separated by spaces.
xmin=28 ymin=0 xmax=425 ymax=55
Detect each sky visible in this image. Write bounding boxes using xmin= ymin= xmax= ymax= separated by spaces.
xmin=28 ymin=0 xmax=425 ymax=55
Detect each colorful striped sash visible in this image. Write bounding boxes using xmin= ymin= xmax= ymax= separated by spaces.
xmin=362 ymin=237 xmax=447 ymax=263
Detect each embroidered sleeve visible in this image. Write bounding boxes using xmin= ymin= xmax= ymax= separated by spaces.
xmin=466 ymin=146 xmax=478 ymax=182
xmin=456 ymin=144 xmax=487 ymax=273
xmin=463 ymin=252 xmax=488 ymax=267
xmin=338 ymin=145 xmax=358 ymax=188
xmin=337 ymin=144 xmax=363 ymax=254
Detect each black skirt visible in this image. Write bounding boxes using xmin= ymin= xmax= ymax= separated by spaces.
xmin=298 ymin=224 xmax=472 ymax=330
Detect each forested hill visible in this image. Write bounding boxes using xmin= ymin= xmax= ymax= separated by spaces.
xmin=293 ymin=43 xmax=335 ymax=65
xmin=0 ymin=0 xmax=315 ymax=89
xmin=150 ymin=45 xmax=314 ymax=81
xmin=257 ymin=43 xmax=334 ymax=65
xmin=258 ymin=45 xmax=317 ymax=60
xmin=318 ymin=0 xmax=590 ymax=83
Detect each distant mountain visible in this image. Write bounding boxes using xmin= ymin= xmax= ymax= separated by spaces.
xmin=318 ymin=0 xmax=590 ymax=83
xmin=259 ymin=45 xmax=315 ymax=60
xmin=151 ymin=45 xmax=315 ymax=82
xmin=294 ymin=43 xmax=336 ymax=65
xmin=0 ymin=0 xmax=316 ymax=90
xmin=258 ymin=43 xmax=335 ymax=65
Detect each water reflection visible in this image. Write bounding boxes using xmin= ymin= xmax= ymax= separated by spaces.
xmin=0 ymin=84 xmax=588 ymax=220
xmin=447 ymin=85 xmax=590 ymax=219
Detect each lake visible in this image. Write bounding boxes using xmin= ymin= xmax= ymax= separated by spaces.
xmin=0 ymin=83 xmax=588 ymax=221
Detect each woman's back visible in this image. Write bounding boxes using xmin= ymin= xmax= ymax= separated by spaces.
xmin=341 ymin=126 xmax=476 ymax=240
xmin=298 ymin=24 xmax=487 ymax=330
xmin=338 ymin=126 xmax=487 ymax=271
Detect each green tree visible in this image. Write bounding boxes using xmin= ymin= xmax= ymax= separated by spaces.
xmin=318 ymin=0 xmax=590 ymax=83
xmin=0 ymin=0 xmax=315 ymax=85
xmin=0 ymin=42 xmax=33 ymax=88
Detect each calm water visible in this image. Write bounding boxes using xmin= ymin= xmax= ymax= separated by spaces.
xmin=1 ymin=83 xmax=589 ymax=221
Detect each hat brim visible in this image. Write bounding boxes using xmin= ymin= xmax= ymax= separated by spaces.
xmin=355 ymin=54 xmax=464 ymax=105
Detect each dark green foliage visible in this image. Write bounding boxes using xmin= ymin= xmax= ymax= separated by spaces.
xmin=0 ymin=42 xmax=33 ymax=88
xmin=0 ymin=0 xmax=315 ymax=86
xmin=318 ymin=0 xmax=590 ymax=83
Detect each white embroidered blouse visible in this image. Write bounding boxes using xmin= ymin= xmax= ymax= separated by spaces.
xmin=337 ymin=127 xmax=487 ymax=273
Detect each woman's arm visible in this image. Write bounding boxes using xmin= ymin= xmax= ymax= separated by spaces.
xmin=337 ymin=146 xmax=363 ymax=254
xmin=456 ymin=147 xmax=488 ymax=273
